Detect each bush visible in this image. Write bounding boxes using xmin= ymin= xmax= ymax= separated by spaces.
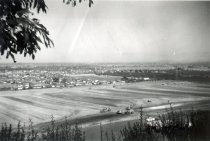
xmin=0 ymin=116 xmax=85 ymax=141
xmin=0 ymin=121 xmax=25 ymax=141
xmin=119 ymin=106 xmax=210 ymax=141
xmin=0 ymin=108 xmax=210 ymax=141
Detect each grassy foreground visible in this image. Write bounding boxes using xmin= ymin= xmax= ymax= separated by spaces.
xmin=0 ymin=107 xmax=210 ymax=141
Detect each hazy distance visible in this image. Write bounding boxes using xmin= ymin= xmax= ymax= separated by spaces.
xmin=1 ymin=1 xmax=210 ymax=63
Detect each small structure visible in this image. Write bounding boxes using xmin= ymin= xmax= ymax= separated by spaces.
xmin=17 ymin=84 xmax=23 ymax=90
xmin=113 ymin=81 xmax=116 ymax=88
xmin=32 ymin=83 xmax=42 ymax=89
xmin=144 ymin=77 xmax=150 ymax=81
xmin=23 ymin=82 xmax=30 ymax=89
xmin=125 ymin=109 xmax=134 ymax=114
xmin=100 ymin=107 xmax=111 ymax=113
xmin=88 ymin=83 xmax=92 ymax=89
xmin=126 ymin=105 xmax=133 ymax=110
xmin=116 ymin=109 xmax=123 ymax=114
xmin=147 ymin=99 xmax=152 ymax=102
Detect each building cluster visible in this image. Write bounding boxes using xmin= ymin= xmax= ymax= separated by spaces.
xmin=1 ymin=63 xmax=209 ymax=91
xmin=0 ymin=69 xmax=116 ymax=91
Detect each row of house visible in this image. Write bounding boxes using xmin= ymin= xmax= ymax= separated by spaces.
xmin=14 ymin=79 xmax=114 ymax=90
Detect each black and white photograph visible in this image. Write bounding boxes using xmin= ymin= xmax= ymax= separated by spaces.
xmin=0 ymin=0 xmax=210 ymax=141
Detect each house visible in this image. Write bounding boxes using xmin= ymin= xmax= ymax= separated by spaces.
xmin=23 ymin=82 xmax=30 ymax=89
xmin=17 ymin=84 xmax=23 ymax=90
xmin=32 ymin=83 xmax=42 ymax=89
xmin=125 ymin=109 xmax=134 ymax=114
xmin=66 ymin=84 xmax=74 ymax=88
xmin=144 ymin=77 xmax=150 ymax=81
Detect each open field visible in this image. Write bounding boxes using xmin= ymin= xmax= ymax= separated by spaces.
xmin=0 ymin=80 xmax=210 ymax=128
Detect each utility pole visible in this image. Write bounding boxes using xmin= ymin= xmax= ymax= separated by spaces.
xmin=139 ymin=105 xmax=143 ymax=133
xmin=100 ymin=122 xmax=103 ymax=141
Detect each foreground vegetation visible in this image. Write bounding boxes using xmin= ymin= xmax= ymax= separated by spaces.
xmin=117 ymin=109 xmax=210 ymax=141
xmin=0 ymin=108 xmax=210 ymax=141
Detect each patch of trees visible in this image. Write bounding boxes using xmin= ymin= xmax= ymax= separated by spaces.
xmin=102 ymin=69 xmax=210 ymax=82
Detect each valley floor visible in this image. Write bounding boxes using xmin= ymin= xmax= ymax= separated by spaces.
xmin=0 ymin=80 xmax=210 ymax=131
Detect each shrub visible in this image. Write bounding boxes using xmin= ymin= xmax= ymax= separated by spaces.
xmin=119 ymin=105 xmax=210 ymax=141
xmin=0 ymin=117 xmax=85 ymax=141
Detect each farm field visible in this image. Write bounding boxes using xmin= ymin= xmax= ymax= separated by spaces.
xmin=0 ymin=80 xmax=210 ymax=127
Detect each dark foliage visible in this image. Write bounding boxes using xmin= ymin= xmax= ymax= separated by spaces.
xmin=63 ymin=0 xmax=93 ymax=7
xmin=119 ymin=107 xmax=210 ymax=141
xmin=120 ymin=119 xmax=159 ymax=141
xmin=42 ymin=116 xmax=85 ymax=141
xmin=0 ymin=121 xmax=25 ymax=141
xmin=0 ymin=109 xmax=209 ymax=141
xmin=189 ymin=110 xmax=210 ymax=141
xmin=0 ymin=0 xmax=53 ymax=62
xmin=0 ymin=0 xmax=93 ymax=62
xmin=158 ymin=108 xmax=210 ymax=141
xmin=0 ymin=117 xmax=85 ymax=141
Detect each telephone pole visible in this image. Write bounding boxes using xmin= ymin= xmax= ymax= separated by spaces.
xmin=100 ymin=122 xmax=103 ymax=141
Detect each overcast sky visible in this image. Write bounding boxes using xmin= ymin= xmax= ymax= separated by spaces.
xmin=1 ymin=0 xmax=210 ymax=63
